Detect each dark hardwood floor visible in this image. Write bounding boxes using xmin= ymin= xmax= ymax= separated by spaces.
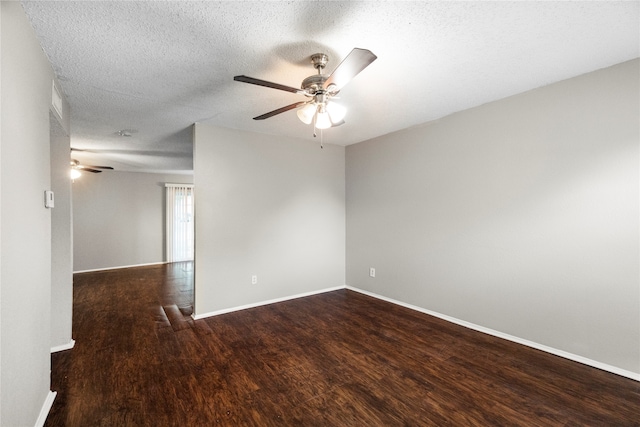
xmin=46 ymin=263 xmax=639 ymax=426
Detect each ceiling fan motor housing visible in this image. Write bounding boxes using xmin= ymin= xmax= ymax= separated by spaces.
xmin=301 ymin=74 xmax=328 ymax=94
xmin=302 ymin=53 xmax=341 ymax=96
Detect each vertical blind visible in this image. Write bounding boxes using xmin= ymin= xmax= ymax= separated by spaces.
xmin=166 ymin=184 xmax=194 ymax=262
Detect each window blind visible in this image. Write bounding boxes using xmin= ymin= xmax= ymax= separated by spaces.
xmin=166 ymin=184 xmax=194 ymax=262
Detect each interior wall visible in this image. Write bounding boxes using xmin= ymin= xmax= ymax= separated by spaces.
xmin=50 ymin=106 xmax=73 ymax=350
xmin=193 ymin=124 xmax=345 ymax=316
xmin=346 ymin=59 xmax=640 ymax=375
xmin=0 ymin=2 xmax=60 ymax=425
xmin=72 ymin=171 xmax=193 ymax=272
xmin=0 ymin=1 xmax=3 ymax=417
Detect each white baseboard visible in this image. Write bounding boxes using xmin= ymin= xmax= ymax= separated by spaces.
xmin=35 ymin=390 xmax=57 ymax=427
xmin=74 ymin=261 xmax=167 ymax=274
xmin=193 ymin=285 xmax=346 ymax=320
xmin=51 ymin=339 xmax=75 ymax=353
xmin=167 ymin=282 xmax=640 ymax=382
xmin=346 ymin=286 xmax=640 ymax=382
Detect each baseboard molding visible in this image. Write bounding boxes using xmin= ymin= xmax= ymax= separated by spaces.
xmin=74 ymin=262 xmax=167 ymax=274
xmin=193 ymin=285 xmax=346 ymax=320
xmin=51 ymin=339 xmax=75 ymax=353
xmin=35 ymin=390 xmax=57 ymax=427
xmin=346 ymin=286 xmax=640 ymax=382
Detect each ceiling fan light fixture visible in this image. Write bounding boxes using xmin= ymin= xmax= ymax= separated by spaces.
xmin=315 ymin=110 xmax=332 ymax=129
xmin=326 ymin=101 xmax=346 ymax=124
xmin=297 ymin=103 xmax=316 ymax=125
xmin=70 ymin=168 xmax=82 ymax=180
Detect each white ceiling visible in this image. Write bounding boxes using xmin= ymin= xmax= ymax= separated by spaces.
xmin=21 ymin=1 xmax=639 ymax=173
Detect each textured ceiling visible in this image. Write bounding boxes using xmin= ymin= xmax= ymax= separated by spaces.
xmin=22 ymin=1 xmax=640 ymax=173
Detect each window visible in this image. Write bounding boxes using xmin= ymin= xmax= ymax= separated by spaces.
xmin=165 ymin=184 xmax=194 ymax=262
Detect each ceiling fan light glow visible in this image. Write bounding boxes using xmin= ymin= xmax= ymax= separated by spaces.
xmin=296 ymin=103 xmax=316 ymax=124
xmin=70 ymin=169 xmax=81 ymax=180
xmin=326 ymin=101 xmax=346 ymax=123
xmin=315 ymin=110 xmax=332 ymax=129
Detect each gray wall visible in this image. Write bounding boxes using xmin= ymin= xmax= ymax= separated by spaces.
xmin=0 ymin=2 xmax=68 ymax=425
xmin=193 ymin=125 xmax=345 ymax=316
xmin=73 ymin=171 xmax=193 ymax=272
xmin=346 ymin=59 xmax=640 ymax=375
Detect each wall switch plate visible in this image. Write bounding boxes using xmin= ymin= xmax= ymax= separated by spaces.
xmin=251 ymin=275 xmax=258 ymax=285
xmin=44 ymin=190 xmax=55 ymax=208
xmin=369 ymin=267 xmax=376 ymax=278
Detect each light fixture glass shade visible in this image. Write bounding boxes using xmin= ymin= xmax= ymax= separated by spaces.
xmin=296 ymin=103 xmax=316 ymax=124
xmin=70 ymin=169 xmax=81 ymax=180
xmin=315 ymin=110 xmax=332 ymax=129
xmin=326 ymin=101 xmax=346 ymax=123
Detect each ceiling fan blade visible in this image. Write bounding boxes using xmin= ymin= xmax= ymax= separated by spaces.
xmin=83 ymin=165 xmax=114 ymax=170
xmin=253 ymin=101 xmax=308 ymax=120
xmin=79 ymin=167 xmax=102 ymax=173
xmin=234 ymin=75 xmax=304 ymax=95
xmin=323 ymin=48 xmax=377 ymax=91
xmin=331 ymin=120 xmax=345 ymax=127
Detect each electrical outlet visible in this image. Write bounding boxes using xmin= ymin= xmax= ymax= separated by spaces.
xmin=369 ymin=267 xmax=376 ymax=278
xmin=251 ymin=275 xmax=258 ymax=285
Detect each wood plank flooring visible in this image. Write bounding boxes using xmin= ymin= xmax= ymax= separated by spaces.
xmin=46 ymin=263 xmax=639 ymax=426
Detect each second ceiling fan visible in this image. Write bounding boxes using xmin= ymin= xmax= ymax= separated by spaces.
xmin=70 ymin=158 xmax=113 ymax=174
xmin=234 ymin=47 xmax=377 ymax=129
xmin=70 ymin=149 xmax=113 ymax=175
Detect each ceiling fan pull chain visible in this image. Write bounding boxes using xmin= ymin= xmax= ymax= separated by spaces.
xmin=313 ymin=114 xmax=318 ymax=138
xmin=311 ymin=111 xmax=323 ymax=148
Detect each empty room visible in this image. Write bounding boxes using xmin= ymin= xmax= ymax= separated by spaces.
xmin=1 ymin=1 xmax=638 ymax=426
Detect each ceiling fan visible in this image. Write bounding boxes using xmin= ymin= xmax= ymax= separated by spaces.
xmin=70 ymin=158 xmax=113 ymax=174
xmin=234 ymin=48 xmax=377 ymax=130
xmin=70 ymin=148 xmax=113 ymax=175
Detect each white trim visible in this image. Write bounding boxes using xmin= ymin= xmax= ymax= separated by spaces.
xmin=51 ymin=339 xmax=75 ymax=353
xmin=346 ymin=286 xmax=640 ymax=382
xmin=193 ymin=286 xmax=346 ymax=320
xmin=35 ymin=391 xmax=57 ymax=427
xmin=51 ymin=80 xmax=63 ymax=121
xmin=73 ymin=261 xmax=167 ymax=274
xmin=165 ymin=183 xmax=194 ymax=188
